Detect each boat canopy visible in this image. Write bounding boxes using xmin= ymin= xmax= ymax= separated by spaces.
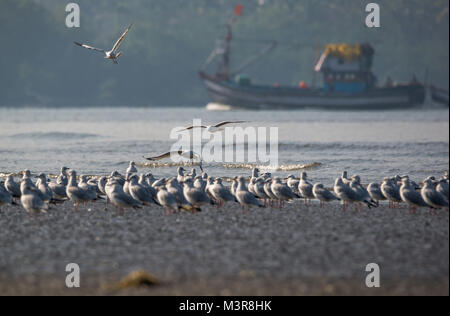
xmin=315 ymin=43 xmax=374 ymax=72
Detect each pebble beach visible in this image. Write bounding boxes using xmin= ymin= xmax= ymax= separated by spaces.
xmin=0 ymin=201 xmax=448 ymax=296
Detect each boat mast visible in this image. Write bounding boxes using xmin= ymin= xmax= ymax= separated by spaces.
xmin=200 ymin=5 xmax=242 ymax=80
xmin=216 ymin=22 xmax=233 ymax=80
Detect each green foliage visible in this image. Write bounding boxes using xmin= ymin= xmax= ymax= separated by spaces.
xmin=0 ymin=0 xmax=448 ymax=106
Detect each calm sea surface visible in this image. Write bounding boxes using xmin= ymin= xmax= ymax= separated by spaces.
xmin=0 ymin=107 xmax=448 ymax=186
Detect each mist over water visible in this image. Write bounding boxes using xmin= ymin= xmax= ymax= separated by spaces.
xmin=0 ymin=107 xmax=448 ymax=186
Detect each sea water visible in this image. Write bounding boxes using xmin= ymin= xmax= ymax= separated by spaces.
xmin=0 ymin=107 xmax=448 ymax=186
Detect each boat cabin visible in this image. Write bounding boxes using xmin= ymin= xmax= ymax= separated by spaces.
xmin=314 ymin=43 xmax=376 ymax=93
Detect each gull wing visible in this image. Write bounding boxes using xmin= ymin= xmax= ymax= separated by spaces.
xmin=74 ymin=42 xmax=105 ymax=53
xmin=214 ymin=121 xmax=248 ymax=128
xmin=111 ymin=23 xmax=133 ymax=52
xmin=181 ymin=125 xmax=208 ymax=131
xmin=144 ymin=150 xmax=182 ymax=161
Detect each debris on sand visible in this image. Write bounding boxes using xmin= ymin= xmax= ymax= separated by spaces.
xmin=110 ymin=270 xmax=160 ymax=291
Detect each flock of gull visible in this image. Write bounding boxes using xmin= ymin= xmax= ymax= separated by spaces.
xmin=0 ymin=162 xmax=448 ymax=218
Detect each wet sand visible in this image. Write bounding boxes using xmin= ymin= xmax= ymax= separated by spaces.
xmin=0 ymin=201 xmax=448 ymax=296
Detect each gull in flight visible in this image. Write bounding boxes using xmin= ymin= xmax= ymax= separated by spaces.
xmin=144 ymin=150 xmax=203 ymax=171
xmin=74 ymin=24 xmax=133 ymax=64
xmin=181 ymin=121 xmax=248 ymax=132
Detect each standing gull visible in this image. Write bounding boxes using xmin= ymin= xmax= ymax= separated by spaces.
xmin=128 ymin=174 xmax=158 ymax=206
xmin=299 ymin=172 xmax=314 ymax=205
xmin=139 ymin=174 xmax=158 ymax=201
xmin=194 ymin=176 xmax=206 ymax=191
xmin=436 ymin=179 xmax=449 ymax=201
xmin=286 ymin=175 xmax=300 ymax=194
xmin=367 ymin=183 xmax=386 ymax=206
xmin=0 ymin=182 xmax=15 ymax=212
xmin=349 ymin=180 xmax=377 ymax=210
xmin=263 ymin=178 xmax=278 ymax=205
xmin=421 ymin=179 xmax=449 ymax=211
xmin=205 ymin=177 xmax=216 ymax=202
xmin=182 ymin=178 xmax=211 ymax=209
xmin=123 ymin=173 xmax=132 ymax=195
xmin=271 ymin=177 xmax=299 ymax=208
xmin=126 ymin=161 xmax=138 ymax=174
xmin=231 ymin=177 xmax=239 ymax=197
xmin=49 ymin=179 xmax=67 ymax=199
xmin=97 ymin=176 xmax=108 ymax=196
xmin=399 ymin=178 xmax=428 ymax=213
xmin=351 ymin=175 xmax=377 ymax=206
xmin=5 ymin=175 xmax=21 ymax=199
xmin=381 ymin=178 xmax=402 ymax=208
xmin=78 ymin=175 xmax=100 ymax=202
xmin=235 ymin=177 xmax=265 ymax=211
xmin=177 ymin=167 xmax=186 ymax=183
xmin=110 ymin=171 xmax=126 ymax=186
xmin=145 ymin=173 xmax=157 ymax=187
xmin=66 ymin=171 xmax=95 ymax=211
xmin=74 ymin=24 xmax=133 ymax=64
xmin=210 ymin=178 xmax=237 ymax=207
xmin=341 ymin=171 xmax=352 ymax=185
xmin=106 ymin=178 xmax=142 ymax=215
xmin=20 ymin=181 xmax=48 ymax=218
xmin=253 ymin=177 xmax=271 ymax=204
xmin=56 ymin=167 xmax=69 ymax=186
xmin=152 ymin=177 xmax=167 ymax=189
xmin=334 ymin=178 xmax=358 ymax=211
xmin=313 ymin=183 xmax=340 ymax=207
xmin=166 ymin=178 xmax=196 ymax=211
xmin=157 ymin=187 xmax=179 ymax=214
xmin=248 ymin=178 xmax=258 ymax=195
xmin=36 ymin=173 xmax=54 ymax=204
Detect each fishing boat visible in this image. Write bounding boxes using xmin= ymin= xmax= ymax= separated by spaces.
xmin=199 ymin=10 xmax=426 ymax=110
xmin=430 ymin=85 xmax=449 ymax=106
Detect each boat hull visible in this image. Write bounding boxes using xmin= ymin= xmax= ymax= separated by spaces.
xmin=200 ymin=72 xmax=426 ymax=110
xmin=431 ymin=87 xmax=449 ymax=106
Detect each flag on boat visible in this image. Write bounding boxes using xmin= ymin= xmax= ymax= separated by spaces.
xmin=234 ymin=4 xmax=243 ymax=16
